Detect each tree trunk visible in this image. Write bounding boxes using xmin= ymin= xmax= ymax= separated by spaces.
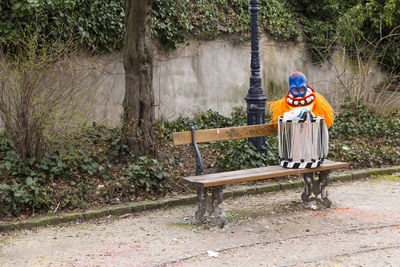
xmin=123 ymin=0 xmax=155 ymax=156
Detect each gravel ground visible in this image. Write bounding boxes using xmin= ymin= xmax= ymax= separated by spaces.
xmin=0 ymin=176 xmax=399 ymax=266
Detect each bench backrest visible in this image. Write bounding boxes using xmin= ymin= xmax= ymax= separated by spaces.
xmin=173 ymin=123 xmax=277 ymax=145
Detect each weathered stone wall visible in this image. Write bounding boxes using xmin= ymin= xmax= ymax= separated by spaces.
xmin=152 ymin=35 xmax=343 ymax=120
xmin=2 ymin=34 xmax=389 ymax=128
xmin=87 ymin=34 xmax=388 ymax=125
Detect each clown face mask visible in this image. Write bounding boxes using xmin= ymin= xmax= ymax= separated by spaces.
xmin=286 ymin=72 xmax=315 ymax=111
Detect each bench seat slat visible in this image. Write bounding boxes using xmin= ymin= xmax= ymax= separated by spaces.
xmin=184 ymin=160 xmax=349 ymax=187
xmin=172 ymin=123 xmax=277 ymax=145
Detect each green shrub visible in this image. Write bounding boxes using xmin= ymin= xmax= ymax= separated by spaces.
xmin=329 ymin=101 xmax=400 ymax=138
xmin=260 ymin=0 xmax=299 ymax=41
xmin=57 ymin=180 xmax=91 ymax=210
xmin=0 ymin=1 xmax=37 ymax=46
xmin=160 ymin=109 xmax=231 ymax=140
xmin=337 ymin=1 xmax=400 ymax=73
xmin=0 ymin=0 xmax=125 ymax=52
xmin=215 ymin=137 xmax=279 ymax=171
xmin=124 ymin=156 xmax=169 ymax=193
xmin=0 ymin=142 xmax=52 ymax=215
xmin=152 ymin=0 xmax=299 ymax=49
xmin=0 ymin=145 xmax=105 ymax=184
xmin=0 ymin=178 xmax=51 ymax=216
xmin=327 ymin=100 xmax=400 ymax=167
xmin=75 ymin=124 xmax=130 ymax=163
xmin=0 ymin=127 xmax=123 ymax=215
xmin=231 ymin=106 xmax=248 ymax=126
xmin=329 ymin=140 xmax=400 ymax=168
xmin=0 ymin=30 xmax=96 ymax=162
xmin=285 ymin=0 xmax=359 ymax=60
xmin=196 ymin=109 xmax=235 ymax=129
xmin=161 ymin=107 xmax=249 ymax=140
xmin=1 ymin=0 xmax=298 ymax=52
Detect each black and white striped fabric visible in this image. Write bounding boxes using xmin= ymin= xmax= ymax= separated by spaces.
xmin=279 ymin=159 xmax=322 ymax=169
xmin=278 ymin=115 xmax=329 ymax=169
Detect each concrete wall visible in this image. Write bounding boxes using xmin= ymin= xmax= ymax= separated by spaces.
xmin=87 ymin=34 xmax=388 ymax=125
xmin=152 ymin=35 xmax=342 ymax=120
xmin=3 ymin=34 xmax=387 ymax=128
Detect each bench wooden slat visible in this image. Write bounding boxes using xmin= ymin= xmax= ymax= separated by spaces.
xmin=184 ymin=160 xmax=349 ymax=187
xmin=172 ymin=123 xmax=278 ymax=145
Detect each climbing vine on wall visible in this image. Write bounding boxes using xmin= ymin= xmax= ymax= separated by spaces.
xmin=0 ymin=0 xmax=125 ymax=52
xmin=1 ymin=0 xmax=298 ymax=52
xmin=1 ymin=0 xmax=400 ymax=74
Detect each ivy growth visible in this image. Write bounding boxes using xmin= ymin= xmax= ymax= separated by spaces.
xmin=1 ymin=0 xmax=298 ymax=52
xmin=151 ymin=0 xmax=299 ymax=49
xmin=0 ymin=0 xmax=125 ymax=52
xmin=285 ymin=0 xmax=359 ymax=60
xmin=1 ymin=0 xmax=400 ymax=74
xmin=215 ymin=137 xmax=279 ymax=171
xmin=329 ymin=101 xmax=400 ymax=139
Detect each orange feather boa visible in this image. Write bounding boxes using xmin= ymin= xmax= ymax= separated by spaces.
xmin=269 ymin=92 xmax=334 ymax=128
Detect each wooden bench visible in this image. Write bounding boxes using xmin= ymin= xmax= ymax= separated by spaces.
xmin=173 ymin=123 xmax=349 ymax=227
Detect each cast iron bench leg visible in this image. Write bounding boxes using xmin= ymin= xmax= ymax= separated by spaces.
xmin=194 ymin=187 xmax=206 ymax=223
xmin=319 ymin=170 xmax=332 ymax=208
xmin=301 ymin=172 xmax=314 ymax=203
xmin=194 ymin=186 xmax=225 ymax=228
xmin=301 ymin=170 xmax=332 ymax=208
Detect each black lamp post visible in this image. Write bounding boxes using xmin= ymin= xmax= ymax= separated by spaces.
xmin=245 ymin=0 xmax=267 ymax=151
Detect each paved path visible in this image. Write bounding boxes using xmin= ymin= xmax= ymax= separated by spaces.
xmin=1 ymin=176 xmax=400 ymax=266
